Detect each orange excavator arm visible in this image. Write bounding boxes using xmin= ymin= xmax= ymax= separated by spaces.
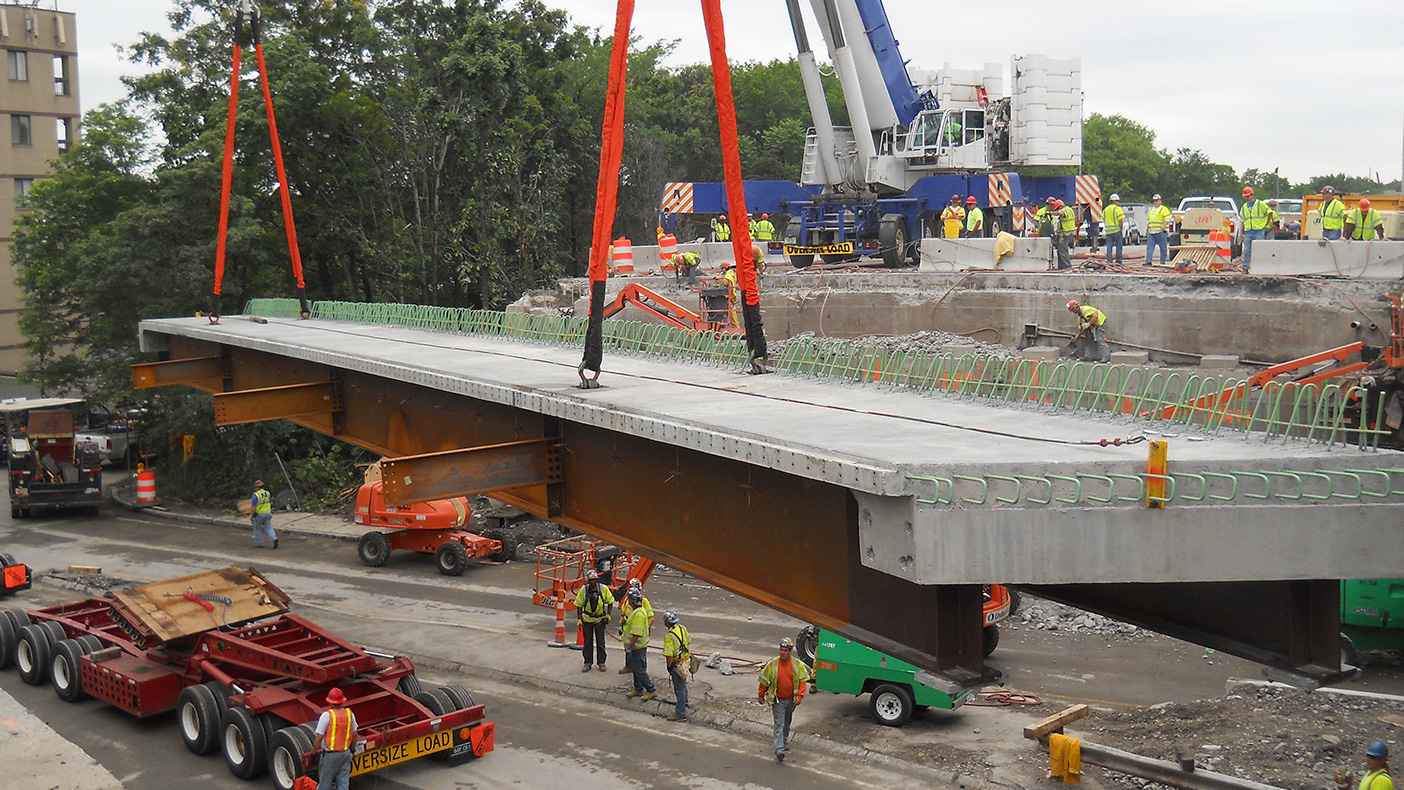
xmin=602 ymin=284 xmax=711 ymax=331
xmin=1159 ymin=342 xmax=1369 ymax=420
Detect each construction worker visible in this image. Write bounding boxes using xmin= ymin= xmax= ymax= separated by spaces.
xmin=940 ymin=194 xmax=966 ymax=239
xmin=1146 ymin=194 xmax=1173 ymax=265
xmin=758 ymin=636 xmax=813 ymax=763
xmin=1067 ymin=299 xmax=1110 ymax=363
xmin=1320 ymin=186 xmax=1346 ymax=240
xmin=617 ymin=578 xmax=652 ymax=674
xmin=1359 ymin=741 xmax=1393 ymax=790
xmin=251 ymin=480 xmax=278 ymax=549
xmin=1344 ymin=199 xmax=1385 ymax=241
xmin=662 ymin=610 xmax=692 ymax=722
xmin=1103 ymin=193 xmax=1126 ymax=264
xmin=1238 ymin=187 xmax=1271 ymax=272
xmin=754 ymin=213 xmax=776 ymax=242
xmin=719 ymin=261 xmax=741 ymax=328
xmin=944 ymin=114 xmax=962 ymax=146
xmin=1084 ymin=199 xmax=1102 ymax=254
xmin=715 ymin=215 xmax=731 ymax=242
xmin=1265 ymin=199 xmax=1281 ymax=237
xmin=964 ymin=196 xmax=984 ymax=238
xmin=622 ymin=587 xmax=657 ymax=701
xmin=1055 ymin=200 xmax=1077 ymax=269
xmin=312 ymin=687 xmax=361 ymax=790
xmin=574 ymin=569 xmax=615 ymax=673
xmin=675 ymin=250 xmax=702 ymax=286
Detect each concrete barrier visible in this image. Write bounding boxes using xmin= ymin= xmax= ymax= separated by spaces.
xmin=918 ymin=237 xmax=1052 ymax=272
xmin=1249 ymin=240 xmax=1404 ymax=278
xmin=622 ymin=241 xmax=786 ymax=273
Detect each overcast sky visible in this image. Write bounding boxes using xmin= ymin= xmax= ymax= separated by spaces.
xmin=63 ymin=0 xmax=1404 ymax=185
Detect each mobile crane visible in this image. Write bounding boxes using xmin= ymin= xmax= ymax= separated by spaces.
xmin=661 ymin=0 xmax=1098 ymax=268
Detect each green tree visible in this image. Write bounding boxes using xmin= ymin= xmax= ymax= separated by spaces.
xmin=1080 ymin=114 xmax=1167 ymax=202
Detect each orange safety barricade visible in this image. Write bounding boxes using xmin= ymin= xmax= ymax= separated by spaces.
xmin=612 ymin=237 xmax=633 ymax=275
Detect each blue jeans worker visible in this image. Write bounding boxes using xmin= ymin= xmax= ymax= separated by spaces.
xmin=758 ymin=636 xmax=813 ymax=762
xmin=662 ymin=610 xmax=692 ymax=721
xmin=1238 ymin=188 xmax=1272 ymax=272
xmin=622 ymin=588 xmax=656 ymax=701
xmin=1102 ymin=195 xmax=1126 ymax=264
xmin=1146 ymin=195 xmax=1173 ymax=264
xmin=313 ymin=687 xmax=361 ymax=790
xmin=1320 ymin=188 xmax=1345 ymax=241
xmin=250 ymin=479 xmax=278 ymax=549
xmin=1067 ymin=299 xmax=1111 ymax=363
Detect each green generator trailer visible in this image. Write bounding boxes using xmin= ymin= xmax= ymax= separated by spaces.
xmin=1341 ymin=579 xmax=1404 ymax=665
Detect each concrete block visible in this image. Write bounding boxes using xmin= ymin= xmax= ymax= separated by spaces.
xmin=1109 ymin=350 xmax=1149 ymax=366
xmin=1022 ymin=345 xmax=1061 ymax=361
xmin=1249 ymin=240 xmax=1404 ymax=278
xmin=919 ymin=237 xmax=1051 ymax=272
xmin=940 ymin=344 xmax=978 ymax=357
xmin=1200 ymin=354 xmax=1240 ymax=370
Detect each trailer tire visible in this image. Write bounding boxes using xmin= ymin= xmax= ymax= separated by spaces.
xmin=396 ymin=674 xmax=424 ymax=698
xmin=51 ymin=639 xmax=87 ymax=701
xmin=435 ymin=542 xmax=469 ymax=576
xmin=203 ymin=681 xmax=231 ymax=716
xmin=440 ymin=684 xmax=476 ymax=711
xmin=357 ymin=531 xmax=391 ymax=567
xmin=3 ymin=608 xmax=29 ymax=632
xmin=0 ymin=553 xmax=13 ymax=566
xmin=16 ymin=624 xmax=51 ymax=685
xmin=482 ymin=530 xmax=510 ymax=563
xmin=37 ymin=620 xmax=66 ymax=647
xmin=0 ymin=613 xmax=17 ymax=670
xmin=982 ymin=624 xmax=1001 ymax=657
xmin=75 ymin=634 xmax=103 ymax=654
xmin=177 ymin=685 xmax=222 ymax=755
xmin=269 ymin=726 xmax=315 ymax=790
xmin=221 ymin=706 xmax=268 ymax=779
xmin=414 ymin=689 xmax=452 ymax=717
xmin=869 ymin=683 xmax=914 ymax=727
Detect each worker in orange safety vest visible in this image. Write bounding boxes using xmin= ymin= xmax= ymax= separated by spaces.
xmin=312 ymin=687 xmax=362 ymax=790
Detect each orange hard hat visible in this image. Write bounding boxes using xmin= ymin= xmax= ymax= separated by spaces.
xmin=761 ymin=213 xmax=769 ymax=219
xmin=1066 ymin=300 xmax=1079 ymax=311
xmin=966 ymin=196 xmax=977 ymax=205
xmin=1053 ymin=199 xmax=1064 ymax=210
xmin=1359 ymin=198 xmax=1371 ymax=210
xmin=1242 ymin=187 xmax=1254 ymax=198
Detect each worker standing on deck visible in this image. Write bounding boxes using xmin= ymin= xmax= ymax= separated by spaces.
xmin=941 ymin=195 xmax=966 ymax=239
xmin=617 ymin=578 xmax=653 ymax=674
xmin=574 ymin=570 xmax=615 ymax=672
xmin=1320 ymin=186 xmax=1346 ymax=240
xmin=964 ymin=197 xmax=984 ymax=238
xmin=1146 ymin=194 xmax=1172 ymax=265
xmin=1103 ymin=194 xmax=1126 ymax=264
xmin=758 ymin=636 xmax=813 ymax=763
xmin=1054 ymin=200 xmax=1077 ymax=270
xmin=1067 ymin=300 xmax=1110 ymax=363
xmin=1344 ymin=199 xmax=1385 ymax=241
xmin=251 ymin=480 xmax=278 ymax=550
xmin=313 ymin=687 xmax=361 ymax=790
xmin=719 ymin=262 xmax=741 ymax=328
xmin=715 ymin=215 xmax=731 ymax=242
xmin=662 ymin=610 xmax=692 ymax=721
xmin=1238 ymin=187 xmax=1271 ymax=272
xmin=622 ymin=587 xmax=657 ymax=701
xmin=754 ymin=214 xmax=776 ymax=242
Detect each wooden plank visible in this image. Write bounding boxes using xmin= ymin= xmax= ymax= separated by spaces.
xmin=67 ymin=565 xmax=101 ymax=574
xmin=113 ymin=566 xmax=289 ymax=642
xmin=1379 ymin=714 xmax=1404 ymax=729
xmin=1024 ymin=703 xmax=1090 ymax=740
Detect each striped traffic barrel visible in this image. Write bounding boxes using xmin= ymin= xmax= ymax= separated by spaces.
xmin=611 ymin=237 xmax=633 ymax=275
xmin=136 ymin=467 xmax=156 ymax=504
xmin=658 ymin=234 xmax=678 ymax=271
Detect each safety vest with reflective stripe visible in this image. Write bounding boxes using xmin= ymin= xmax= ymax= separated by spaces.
xmin=758 ymin=655 xmax=813 ymax=705
xmin=1148 ymin=205 xmax=1173 ymax=233
xmin=1239 ymin=200 xmax=1271 ymax=231
xmin=253 ymin=488 xmax=272 ymax=515
xmin=325 ymin=708 xmax=355 ymax=752
xmin=1320 ymin=198 xmax=1346 ymax=231
xmin=624 ymin=605 xmax=652 ymax=649
xmin=1360 ymin=768 xmax=1394 ymax=790
xmin=715 ymin=221 xmax=731 ymax=241
xmin=1103 ymin=204 xmax=1125 ymax=234
xmin=754 ymin=219 xmax=775 ymax=241
xmin=1058 ymin=207 xmax=1077 ymax=234
xmin=1346 ymin=208 xmax=1383 ymax=240
xmin=663 ymin=624 xmax=691 ymax=664
xmin=574 ymin=582 xmax=615 ymax=623
xmin=1078 ymin=305 xmax=1107 ymax=329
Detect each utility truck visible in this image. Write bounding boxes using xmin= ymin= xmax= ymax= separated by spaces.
xmin=1 ymin=397 xmax=104 ymax=518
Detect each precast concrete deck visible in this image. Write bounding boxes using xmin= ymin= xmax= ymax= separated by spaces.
xmin=138 ymin=314 xmax=1400 ymax=682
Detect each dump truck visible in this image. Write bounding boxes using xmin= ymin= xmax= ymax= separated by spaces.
xmin=1 ymin=397 xmax=104 ymax=517
xmin=0 ymin=566 xmax=494 ymax=790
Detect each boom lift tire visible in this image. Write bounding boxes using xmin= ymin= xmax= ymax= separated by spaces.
xmin=16 ymin=624 xmax=51 ymax=684
xmin=51 ymin=639 xmax=88 ymax=701
xmin=269 ymin=725 xmax=316 ymax=790
xmin=878 ymin=214 xmax=911 ymax=268
xmin=357 ymin=531 xmax=392 ymax=567
xmin=982 ymin=624 xmax=1000 ymax=657
xmin=440 ymin=684 xmax=476 ymax=711
xmin=221 ymin=706 xmax=269 ymax=779
xmin=0 ymin=613 xmax=17 ymax=669
xmin=869 ymin=683 xmax=915 ymax=727
xmin=0 ymin=553 xmax=13 ymax=566
xmin=482 ymin=530 xmax=510 ymax=563
xmin=178 ymin=684 xmax=223 ymax=755
xmin=396 ymin=674 xmax=424 ymax=698
xmin=435 ymin=542 xmax=469 ymax=576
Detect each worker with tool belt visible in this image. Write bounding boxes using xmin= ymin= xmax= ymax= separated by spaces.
xmin=574 ymin=569 xmax=615 ymax=672
xmin=1320 ymin=186 xmax=1347 ymax=240
xmin=964 ymin=197 xmax=984 ymax=238
xmin=313 ymin=687 xmax=362 ymax=790
xmin=1146 ymin=194 xmax=1173 ymax=265
xmin=940 ymin=195 xmax=966 ymax=238
xmin=250 ymin=480 xmax=278 ymax=549
xmin=617 ymin=578 xmax=653 ymax=674
xmin=662 ymin=610 xmax=692 ymax=721
xmin=1239 ymin=187 xmax=1272 ymax=272
xmin=622 ymin=587 xmax=657 ymax=701
xmin=1344 ymin=199 xmax=1385 ymax=241
xmin=1103 ymin=194 xmax=1126 ymax=264
xmin=1067 ymin=300 xmax=1111 ymax=363
xmin=758 ymin=636 xmax=813 ymax=762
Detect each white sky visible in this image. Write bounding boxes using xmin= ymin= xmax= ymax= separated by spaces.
xmin=62 ymin=0 xmax=1404 ymax=185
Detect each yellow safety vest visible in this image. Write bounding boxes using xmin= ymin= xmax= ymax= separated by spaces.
xmin=1320 ymin=198 xmax=1346 ymax=231
xmin=1147 ymin=205 xmax=1172 ymax=233
xmin=1078 ymin=305 xmax=1107 ymax=329
xmin=965 ymin=207 xmax=984 ymax=233
xmin=574 ymin=582 xmax=615 ymax=623
xmin=941 ymin=206 xmax=965 ymax=238
xmin=1239 ymin=200 xmax=1271 ymax=231
xmin=758 ymin=655 xmax=813 ymax=705
xmin=253 ymin=488 xmax=272 ymax=515
xmin=623 ymin=605 xmax=652 ymax=649
xmin=754 ymin=219 xmax=775 ymax=241
xmin=1346 ymin=208 xmax=1383 ymax=240
xmin=325 ymin=708 xmax=355 ymax=752
xmin=715 ymin=221 xmax=730 ymax=241
xmin=1360 ymin=769 xmax=1394 ymax=790
xmin=1058 ymin=207 xmax=1077 ymax=234
xmin=1103 ymin=204 xmax=1125 ymax=233
xmin=663 ymin=624 xmax=691 ymax=665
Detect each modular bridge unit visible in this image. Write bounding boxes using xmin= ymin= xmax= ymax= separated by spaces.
xmin=134 ymin=304 xmax=1404 ymax=687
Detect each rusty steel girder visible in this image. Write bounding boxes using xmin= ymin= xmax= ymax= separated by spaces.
xmin=381 ymin=439 xmax=564 ymax=507
xmin=132 ymin=355 xmax=228 ymax=390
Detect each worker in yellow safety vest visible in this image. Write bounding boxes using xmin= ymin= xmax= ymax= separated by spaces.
xmin=715 ymin=215 xmax=731 ymax=242
xmin=675 ymin=250 xmax=702 ymax=286
xmin=617 ymin=578 xmax=653 ymax=675
xmin=250 ymin=480 xmax=278 ymax=549
xmin=718 ymin=262 xmax=741 ymax=328
xmin=622 ymin=587 xmax=657 ymax=701
xmin=758 ymin=636 xmax=813 ymax=762
xmin=1265 ymin=200 xmax=1281 ymax=235
xmin=1051 ymin=199 xmax=1076 ymax=270
xmin=964 ymin=196 xmax=984 ymax=237
xmin=1358 ymin=741 xmax=1393 ymax=790
xmin=574 ymin=569 xmax=615 ymax=672
xmin=1102 ymin=193 xmax=1126 ymax=264
xmin=1066 ymin=299 xmax=1110 ymax=363
xmin=1146 ymin=194 xmax=1173 ymax=264
xmin=1239 ymin=187 xmax=1273 ymax=272
xmin=312 ymin=687 xmax=361 ymax=790
xmin=1344 ymin=199 xmax=1385 ymax=241
xmin=940 ymin=194 xmax=966 ymax=238
xmin=753 ymin=214 xmax=776 ymax=241
xmin=662 ymin=610 xmax=692 ymax=721
xmin=1320 ymin=186 xmax=1346 ymax=240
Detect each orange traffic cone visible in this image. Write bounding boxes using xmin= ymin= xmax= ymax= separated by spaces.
xmin=571 ymin=622 xmax=584 ymax=651
xmin=547 ymin=590 xmax=569 ymax=648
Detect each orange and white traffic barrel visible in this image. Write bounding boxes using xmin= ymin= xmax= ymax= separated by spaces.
xmin=658 ymin=234 xmax=678 ymax=272
xmin=612 ymin=237 xmax=633 ymax=275
xmin=136 ymin=466 xmax=156 ymax=504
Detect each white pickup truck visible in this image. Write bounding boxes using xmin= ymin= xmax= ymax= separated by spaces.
xmin=74 ymin=404 xmax=154 ymax=468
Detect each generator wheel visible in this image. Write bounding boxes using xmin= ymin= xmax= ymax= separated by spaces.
xmin=357 ymin=531 xmax=391 ymax=567
xmin=177 ymin=684 xmax=222 ymax=755
xmin=221 ymin=706 xmax=269 ymax=779
xmin=435 ymin=542 xmax=469 ymax=576
xmin=982 ymin=624 xmax=1001 ymax=657
xmin=482 ymin=529 xmax=510 ymax=563
xmin=869 ymin=683 xmax=914 ymax=728
xmin=16 ymin=624 xmax=51 ymax=685
xmin=0 ymin=612 xmax=18 ymax=670
xmin=396 ymin=674 xmax=424 ymax=698
xmin=440 ymin=684 xmax=476 ymax=711
xmin=269 ymin=726 xmax=315 ymax=790
xmin=1341 ymin=633 xmax=1358 ymax=668
xmin=51 ymin=639 xmax=87 ymax=702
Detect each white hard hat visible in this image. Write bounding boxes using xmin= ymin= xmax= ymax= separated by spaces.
xmin=1109 ymin=193 xmax=1120 ymax=201
xmin=1152 ymin=193 xmax=1162 ymax=200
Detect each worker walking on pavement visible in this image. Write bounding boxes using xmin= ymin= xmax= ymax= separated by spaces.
xmin=1238 ymin=187 xmax=1271 ymax=272
xmin=1320 ymin=186 xmax=1346 ymax=240
xmin=964 ymin=196 xmax=984 ymax=238
xmin=940 ymin=194 xmax=966 ymax=239
xmin=622 ymin=587 xmax=657 ymax=701
xmin=618 ymin=578 xmax=653 ymax=675
xmin=312 ymin=687 xmax=362 ymax=790
xmin=1067 ymin=300 xmax=1111 ymax=363
xmin=662 ymin=610 xmax=692 ymax=721
xmin=1344 ymin=199 xmax=1385 ymax=241
xmin=1146 ymin=194 xmax=1173 ymax=265
xmin=251 ymin=480 xmax=278 ymax=549
xmin=574 ymin=570 xmax=615 ymax=673
xmin=758 ymin=636 xmax=813 ymax=762
xmin=1103 ymin=193 xmax=1126 ymax=264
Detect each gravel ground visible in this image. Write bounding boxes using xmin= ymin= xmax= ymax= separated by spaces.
xmin=773 ymin=330 xmax=1016 ymax=359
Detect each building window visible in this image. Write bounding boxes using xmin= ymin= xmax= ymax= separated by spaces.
xmin=7 ymin=50 xmax=27 ymax=82
xmin=53 ymin=55 xmax=68 ymax=96
xmin=11 ymin=115 xmax=32 ymax=146
xmin=56 ymin=117 xmax=72 ymax=153
xmin=14 ymin=178 xmax=34 ymax=203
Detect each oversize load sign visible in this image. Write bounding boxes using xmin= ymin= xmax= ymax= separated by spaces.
xmin=351 ymin=730 xmax=453 ymax=776
xmin=784 ymin=242 xmax=854 ymax=255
